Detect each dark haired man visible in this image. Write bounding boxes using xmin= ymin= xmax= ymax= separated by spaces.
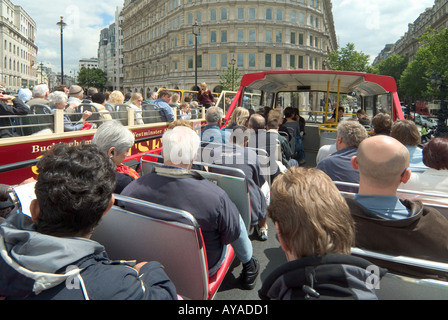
xmin=0 ymin=143 xmax=177 ymax=300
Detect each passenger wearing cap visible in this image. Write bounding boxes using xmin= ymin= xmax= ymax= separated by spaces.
xmin=0 ymin=85 xmax=30 ymax=138
xmin=66 ymin=85 xmax=85 ymax=121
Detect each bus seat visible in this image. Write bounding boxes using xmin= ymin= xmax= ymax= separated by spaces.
xmin=334 ymin=181 xmax=448 ymax=220
xmin=115 ymin=104 xmax=130 ymax=126
xmin=16 ymin=104 xmax=54 ymax=135
xmin=351 ymin=247 xmax=448 ymax=300
xmin=79 ymin=103 xmax=100 ymax=125
xmin=142 ymin=104 xmax=163 ymax=123
xmin=91 ymin=194 xmax=234 ymax=300
xmin=140 ymin=155 xmax=251 ymax=231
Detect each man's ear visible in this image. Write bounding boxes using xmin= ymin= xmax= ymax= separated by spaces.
xmin=275 ymin=221 xmax=296 ymax=261
xmin=30 ymin=199 xmax=40 ymax=223
xmin=400 ymin=168 xmax=412 ymax=184
xmin=351 ymin=156 xmax=359 ymax=170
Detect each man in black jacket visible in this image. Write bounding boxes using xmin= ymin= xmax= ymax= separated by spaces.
xmin=0 ymin=89 xmax=30 ymax=138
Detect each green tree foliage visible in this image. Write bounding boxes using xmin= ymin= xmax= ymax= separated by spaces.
xmin=327 ymin=43 xmax=371 ymax=72
xmin=77 ymin=67 xmax=107 ymax=90
xmin=399 ymin=28 xmax=448 ymax=101
xmin=219 ymin=63 xmax=242 ymax=91
xmin=373 ymin=54 xmax=409 ymax=85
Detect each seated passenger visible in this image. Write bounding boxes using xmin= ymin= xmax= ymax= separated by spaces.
xmin=371 ymin=113 xmax=392 ymax=136
xmin=0 ymin=89 xmax=30 ymax=138
xmin=316 ymin=120 xmax=368 ymax=186
xmin=266 ymin=118 xmax=298 ymax=169
xmin=200 ymin=106 xmax=227 ymax=146
xmin=153 ymin=90 xmax=175 ymax=123
xmin=327 ymin=107 xmax=344 ymax=123
xmin=356 ymin=109 xmax=370 ymax=127
xmin=48 ymin=91 xmax=92 ymax=132
xmin=348 ymin=135 xmax=448 ymax=279
xmin=247 ymin=114 xmax=282 ymax=180
xmin=121 ymin=126 xmax=260 ymax=289
xmin=91 ymin=92 xmax=113 ymax=123
xmin=398 ymin=137 xmax=448 ymax=205
xmin=223 ymin=107 xmax=250 ymax=140
xmin=92 ymin=120 xmax=139 ymax=193
xmin=0 ymin=143 xmax=177 ymax=300
xmin=127 ymin=93 xmax=144 ymax=125
xmin=259 ymin=167 xmax=386 ymax=300
xmin=390 ymin=120 xmax=427 ymax=172
xmin=179 ymin=102 xmax=192 ymax=120
xmin=208 ymin=125 xmax=269 ymax=241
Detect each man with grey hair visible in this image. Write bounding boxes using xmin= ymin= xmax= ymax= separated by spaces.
xmin=27 ymin=84 xmax=50 ymax=107
xmin=316 ymin=119 xmax=368 ymax=185
xmin=122 ymin=126 xmax=260 ymax=289
xmin=200 ymin=106 xmax=227 ymax=146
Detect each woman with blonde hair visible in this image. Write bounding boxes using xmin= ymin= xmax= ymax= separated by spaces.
xmin=259 ymin=167 xmax=385 ymax=300
xmin=224 ymin=107 xmax=250 ymax=140
xmin=108 ymin=90 xmax=125 ymax=106
xmin=128 ymin=92 xmax=144 ymax=125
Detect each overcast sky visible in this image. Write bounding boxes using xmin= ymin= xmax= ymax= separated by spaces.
xmin=17 ymin=0 xmax=436 ymax=74
xmin=332 ymin=0 xmax=435 ymax=62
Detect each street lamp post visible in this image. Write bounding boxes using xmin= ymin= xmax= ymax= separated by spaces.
xmin=192 ymin=21 xmax=200 ymax=91
xmin=56 ymin=16 xmax=67 ymax=85
xmin=231 ymin=58 xmax=236 ymax=91
xmin=431 ymin=73 xmax=448 ymax=138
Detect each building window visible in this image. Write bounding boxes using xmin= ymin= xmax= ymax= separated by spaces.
xmin=276 ymin=54 xmax=282 ymax=68
xmin=299 ymin=33 xmax=304 ymax=45
xmin=210 ymin=9 xmax=216 ymax=21
xmin=249 ymin=53 xmax=256 ymax=67
xmin=237 ymin=53 xmax=244 ymax=68
xmin=299 ymin=56 xmax=304 ymax=69
xmin=265 ymin=30 xmax=272 ymax=42
xmin=291 ymin=32 xmax=296 ymax=44
xmin=290 ymin=55 xmax=295 ymax=69
xmin=210 ymin=54 xmax=217 ymax=68
xmin=237 ymin=29 xmax=245 ymax=42
xmin=265 ymin=53 xmax=272 ymax=68
xmin=276 ymin=9 xmax=283 ymax=21
xmin=221 ymin=30 xmax=227 ymax=43
xmin=221 ymin=53 xmax=228 ymax=68
xmin=249 ymin=8 xmax=256 ymax=20
xmin=276 ymin=31 xmax=282 ymax=43
xmin=249 ymin=29 xmax=256 ymax=42
xmin=266 ymin=8 xmax=272 ymax=20
xmin=210 ymin=31 xmax=217 ymax=43
xmin=188 ymin=55 xmax=193 ymax=69
xmin=220 ymin=8 xmax=228 ymax=20
xmin=237 ymin=8 xmax=244 ymax=20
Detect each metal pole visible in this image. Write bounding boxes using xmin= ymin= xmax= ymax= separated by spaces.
xmin=56 ymin=17 xmax=67 ymax=85
xmin=195 ymin=33 xmax=198 ymax=91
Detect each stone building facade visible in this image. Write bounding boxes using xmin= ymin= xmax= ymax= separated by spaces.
xmin=0 ymin=0 xmax=37 ymax=92
xmin=121 ymin=0 xmax=337 ymax=97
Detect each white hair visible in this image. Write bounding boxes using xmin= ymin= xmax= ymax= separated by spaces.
xmin=92 ymin=120 xmax=135 ymax=155
xmin=48 ymin=91 xmax=68 ymax=106
xmin=162 ymin=126 xmax=200 ymax=165
xmin=33 ymin=84 xmax=49 ymax=98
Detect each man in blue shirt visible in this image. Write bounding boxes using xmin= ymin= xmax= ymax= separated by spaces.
xmin=316 ymin=120 xmax=368 ymax=186
xmin=200 ymin=106 xmax=227 ymax=146
xmin=153 ymin=90 xmax=175 ymax=122
xmin=346 ymin=135 xmax=448 ymax=278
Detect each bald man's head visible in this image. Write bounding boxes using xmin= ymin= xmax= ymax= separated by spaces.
xmin=355 ymin=135 xmax=410 ymax=188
